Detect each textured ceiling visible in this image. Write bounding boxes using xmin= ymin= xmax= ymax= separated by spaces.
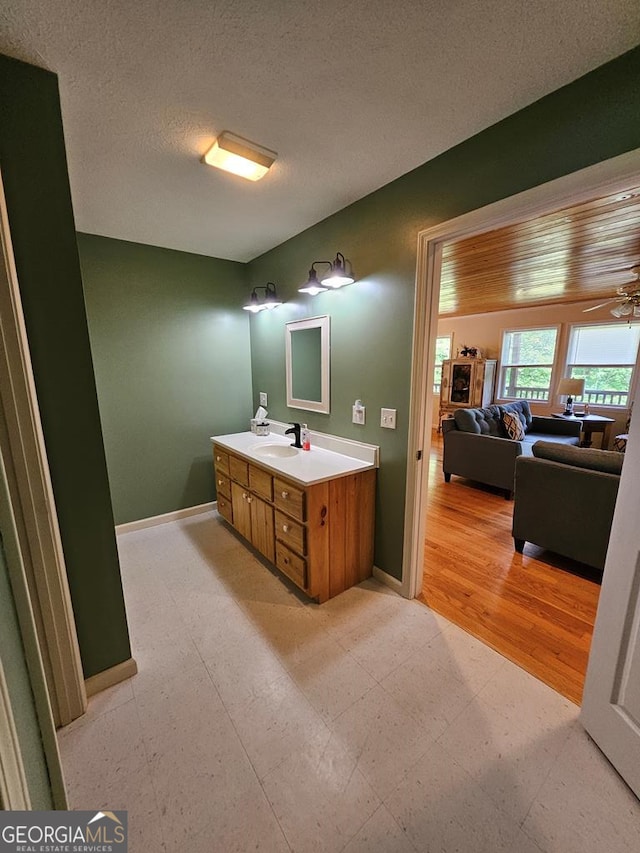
xmin=1 ymin=1 xmax=639 ymax=262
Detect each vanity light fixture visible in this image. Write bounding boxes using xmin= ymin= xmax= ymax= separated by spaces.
xmin=243 ymin=282 xmax=282 ymax=313
xmin=202 ymin=131 xmax=276 ymax=181
xmin=323 ymin=252 xmax=355 ymax=288
xmin=298 ymin=252 xmax=355 ymax=295
xmin=298 ymin=265 xmax=329 ymax=296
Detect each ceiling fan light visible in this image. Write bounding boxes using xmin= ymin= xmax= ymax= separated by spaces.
xmin=634 ymin=304 xmax=640 ymax=318
xmin=610 ymin=304 xmax=625 ymax=318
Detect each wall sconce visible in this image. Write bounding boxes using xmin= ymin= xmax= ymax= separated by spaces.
xmin=243 ymin=282 xmax=282 ymax=313
xmin=202 ymin=131 xmax=276 ymax=181
xmin=299 ymin=252 xmax=355 ymax=295
xmin=557 ymin=377 xmax=585 ymax=416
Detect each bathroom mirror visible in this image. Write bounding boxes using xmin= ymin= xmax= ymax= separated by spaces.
xmin=286 ymin=315 xmax=330 ymax=413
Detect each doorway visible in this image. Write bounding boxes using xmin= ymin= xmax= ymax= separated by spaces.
xmin=403 ymin=149 xmax=640 ymax=694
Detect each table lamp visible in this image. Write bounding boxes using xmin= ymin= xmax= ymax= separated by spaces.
xmin=557 ymin=377 xmax=585 ymax=416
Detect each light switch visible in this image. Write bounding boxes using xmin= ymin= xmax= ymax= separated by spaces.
xmin=381 ymin=408 xmax=397 ymax=429
xmin=259 ymin=391 xmax=268 ymax=406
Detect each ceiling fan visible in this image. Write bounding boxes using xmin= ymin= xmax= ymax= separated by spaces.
xmin=583 ymin=265 xmax=640 ymax=318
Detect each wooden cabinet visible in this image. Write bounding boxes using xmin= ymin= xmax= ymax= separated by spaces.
xmin=439 ymin=358 xmax=496 ymax=422
xmin=212 ymin=445 xmax=376 ymax=603
xmin=230 ymin=481 xmax=274 ymax=562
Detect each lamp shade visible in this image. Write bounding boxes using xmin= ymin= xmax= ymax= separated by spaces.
xmin=557 ymin=377 xmax=585 ymax=398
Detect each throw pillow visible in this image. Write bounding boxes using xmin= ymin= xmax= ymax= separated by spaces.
xmin=502 ymin=411 xmax=525 ymax=441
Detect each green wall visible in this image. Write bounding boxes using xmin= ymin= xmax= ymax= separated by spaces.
xmin=247 ymin=47 xmax=640 ymax=579
xmin=78 ymin=234 xmax=252 ymax=524
xmin=0 ymin=540 xmax=53 ymax=808
xmin=0 ymin=54 xmax=130 ymax=678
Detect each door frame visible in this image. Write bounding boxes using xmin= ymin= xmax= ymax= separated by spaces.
xmin=0 ymin=168 xmax=86 ymax=726
xmin=403 ymin=147 xmax=640 ymax=598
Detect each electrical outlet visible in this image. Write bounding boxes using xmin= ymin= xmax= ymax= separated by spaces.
xmin=259 ymin=392 xmax=268 ymax=406
xmin=381 ymin=408 xmax=397 ymax=429
xmin=352 ymin=400 xmax=366 ymax=425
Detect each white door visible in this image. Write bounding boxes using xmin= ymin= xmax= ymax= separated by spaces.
xmin=581 ymin=409 xmax=640 ymax=798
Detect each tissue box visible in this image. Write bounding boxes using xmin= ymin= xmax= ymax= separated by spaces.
xmin=256 ymin=422 xmax=270 ymax=436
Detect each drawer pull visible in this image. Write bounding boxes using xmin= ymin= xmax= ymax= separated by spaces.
xmin=282 ymin=523 xmax=289 ymax=533
xmin=242 ymin=492 xmax=248 ymax=500
xmin=283 ymin=557 xmax=290 ymax=565
xmin=218 ymin=479 xmax=223 ymax=486
xmin=247 ymin=496 xmax=253 ymax=504
xmin=281 ymin=490 xmax=289 ymax=499
xmin=216 ymin=455 xmax=221 ymax=461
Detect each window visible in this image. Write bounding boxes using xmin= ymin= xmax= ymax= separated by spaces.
xmin=499 ymin=327 xmax=558 ymax=401
xmin=433 ymin=334 xmax=452 ymax=394
xmin=566 ymin=322 xmax=640 ymax=408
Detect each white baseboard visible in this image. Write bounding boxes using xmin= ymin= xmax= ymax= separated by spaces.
xmin=372 ymin=565 xmax=406 ymax=596
xmin=115 ymin=502 xmax=216 ymax=534
xmin=84 ymin=657 xmax=138 ymax=697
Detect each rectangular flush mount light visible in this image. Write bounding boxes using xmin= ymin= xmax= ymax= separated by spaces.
xmin=202 ymin=131 xmax=276 ymax=181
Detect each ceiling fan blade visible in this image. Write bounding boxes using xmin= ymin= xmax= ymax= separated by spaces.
xmin=583 ymin=298 xmax=620 ymax=312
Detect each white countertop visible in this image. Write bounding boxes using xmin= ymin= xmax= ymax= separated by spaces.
xmin=211 ymin=431 xmax=377 ymax=486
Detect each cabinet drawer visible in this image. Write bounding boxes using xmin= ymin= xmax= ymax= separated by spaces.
xmin=275 ymin=542 xmax=307 ymax=590
xmin=212 ymin=447 xmax=230 ymax=476
xmin=274 ymin=478 xmax=305 ymax=521
xmin=229 ymin=455 xmax=249 ymax=487
xmin=274 ymin=510 xmax=305 ymax=555
xmin=215 ymin=473 xmax=231 ymax=500
xmin=217 ymin=494 xmax=233 ymax=525
xmin=249 ymin=465 xmax=273 ymax=502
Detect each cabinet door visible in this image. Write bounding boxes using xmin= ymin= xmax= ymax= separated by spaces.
xmin=231 ymin=482 xmax=252 ymax=541
xmin=450 ymin=361 xmax=473 ymax=405
xmin=250 ymin=495 xmax=274 ymax=562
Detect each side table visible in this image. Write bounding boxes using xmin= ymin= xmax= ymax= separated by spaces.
xmin=551 ymin=413 xmax=615 ymax=449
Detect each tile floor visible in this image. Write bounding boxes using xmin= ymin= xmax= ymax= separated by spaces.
xmin=57 ymin=511 xmax=640 ymax=852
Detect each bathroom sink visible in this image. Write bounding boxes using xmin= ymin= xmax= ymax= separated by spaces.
xmin=252 ymin=443 xmax=299 ymax=458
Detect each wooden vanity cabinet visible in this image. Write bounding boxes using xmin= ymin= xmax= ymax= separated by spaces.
xmin=212 ymin=444 xmax=375 ymax=603
xmin=230 ymin=481 xmax=274 ymax=563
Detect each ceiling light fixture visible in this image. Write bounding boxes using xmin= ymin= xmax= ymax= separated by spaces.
xmin=298 ymin=252 xmax=355 ymax=295
xmin=243 ymin=282 xmax=282 ymax=313
xmin=202 ymin=131 xmax=276 ymax=181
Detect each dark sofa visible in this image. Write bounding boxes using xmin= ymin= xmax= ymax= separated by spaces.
xmin=442 ymin=400 xmax=581 ymax=497
xmin=512 ymin=442 xmax=623 ymax=570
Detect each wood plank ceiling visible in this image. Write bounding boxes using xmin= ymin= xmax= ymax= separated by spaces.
xmin=439 ymin=187 xmax=640 ymax=317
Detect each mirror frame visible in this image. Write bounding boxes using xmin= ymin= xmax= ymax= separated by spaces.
xmin=286 ymin=315 xmax=330 ymax=414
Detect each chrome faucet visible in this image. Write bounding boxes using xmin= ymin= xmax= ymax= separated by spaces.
xmin=285 ymin=422 xmax=302 ymax=448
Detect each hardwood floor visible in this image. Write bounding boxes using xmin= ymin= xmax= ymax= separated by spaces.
xmin=419 ymin=434 xmax=601 ymax=704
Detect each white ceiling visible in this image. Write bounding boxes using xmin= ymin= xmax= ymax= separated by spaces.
xmin=1 ymin=1 xmax=639 ymax=262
